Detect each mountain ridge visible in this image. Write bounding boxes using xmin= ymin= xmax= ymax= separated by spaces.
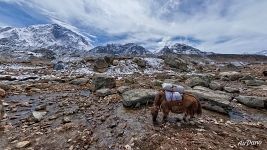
xmin=0 ymin=24 xmax=92 ymax=53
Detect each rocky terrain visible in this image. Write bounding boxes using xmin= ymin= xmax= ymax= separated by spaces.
xmin=0 ymin=52 xmax=267 ymax=150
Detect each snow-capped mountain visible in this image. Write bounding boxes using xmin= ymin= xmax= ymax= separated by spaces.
xmin=0 ymin=24 xmax=92 ymax=52
xmin=89 ymin=43 xmax=152 ymax=56
xmin=256 ymin=50 xmax=267 ymax=56
xmin=158 ymin=43 xmax=213 ymax=56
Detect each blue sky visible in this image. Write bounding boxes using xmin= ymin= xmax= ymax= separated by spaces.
xmin=1 ymin=0 xmax=267 ymax=53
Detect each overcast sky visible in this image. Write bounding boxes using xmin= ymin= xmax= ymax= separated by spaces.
xmin=0 ymin=0 xmax=267 ymax=53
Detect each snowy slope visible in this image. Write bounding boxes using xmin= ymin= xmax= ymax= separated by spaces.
xmin=89 ymin=43 xmax=152 ymax=56
xmin=0 ymin=24 xmax=92 ymax=52
xmin=256 ymin=50 xmax=267 ymax=56
xmin=158 ymin=43 xmax=213 ymax=56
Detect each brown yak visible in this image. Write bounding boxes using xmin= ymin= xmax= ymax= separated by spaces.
xmin=151 ymin=90 xmax=202 ymax=124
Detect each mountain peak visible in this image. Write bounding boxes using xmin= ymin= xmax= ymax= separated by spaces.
xmin=159 ymin=43 xmax=212 ymax=56
xmin=0 ymin=23 xmax=92 ymax=52
xmin=256 ymin=50 xmax=267 ymax=56
xmin=89 ymin=43 xmax=152 ymax=56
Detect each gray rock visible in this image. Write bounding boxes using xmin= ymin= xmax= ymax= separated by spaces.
xmin=223 ymin=86 xmax=239 ymax=93
xmin=209 ymin=81 xmax=223 ymax=90
xmin=35 ymin=104 xmax=47 ymax=111
xmin=186 ymin=86 xmax=233 ymax=114
xmin=244 ymin=80 xmax=266 ymax=86
xmin=93 ymin=58 xmax=109 ymax=73
xmin=62 ymin=116 xmax=71 ymax=124
xmin=239 ymin=75 xmax=254 ymax=81
xmin=96 ymin=88 xmax=112 ymax=97
xmin=53 ymin=61 xmax=65 ymax=70
xmin=0 ymin=88 xmax=6 ymax=97
xmin=235 ymin=95 xmax=267 ymax=108
xmin=117 ymin=86 xmax=130 ymax=94
xmin=122 ymin=89 xmax=157 ymax=107
xmin=80 ymin=90 xmax=91 ymax=97
xmin=164 ymin=56 xmax=188 ymax=71
xmin=32 ymin=111 xmax=47 ymax=121
xmin=112 ymin=59 xmax=119 ymax=66
xmin=0 ymin=83 xmax=11 ymax=91
xmin=185 ymin=77 xmax=209 ymax=88
xmin=92 ymin=74 xmax=116 ymax=90
xmin=70 ymin=78 xmax=89 ymax=85
xmin=219 ymin=71 xmax=243 ymax=81
xmin=133 ymin=57 xmax=146 ymax=68
xmin=16 ymin=141 xmax=31 ymax=148
xmin=0 ymin=101 xmax=4 ymax=121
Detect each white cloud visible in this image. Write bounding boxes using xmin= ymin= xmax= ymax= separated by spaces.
xmin=2 ymin=0 xmax=267 ymax=53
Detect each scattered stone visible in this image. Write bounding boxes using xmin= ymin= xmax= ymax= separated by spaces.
xmin=62 ymin=117 xmax=71 ymax=124
xmin=0 ymin=83 xmax=11 ymax=91
xmin=0 ymin=88 xmax=6 ymax=97
xmin=219 ymin=71 xmax=243 ymax=81
xmin=32 ymin=111 xmax=47 ymax=122
xmin=209 ymin=81 xmax=223 ymax=91
xmin=239 ymin=75 xmax=254 ymax=81
xmin=223 ymin=86 xmax=239 ymax=93
xmin=35 ymin=104 xmax=47 ymax=111
xmin=16 ymin=141 xmax=31 ymax=148
xmin=70 ymin=78 xmax=89 ymax=85
xmin=0 ymin=100 xmax=4 ymax=121
xmin=112 ymin=59 xmax=119 ymax=66
xmin=92 ymin=74 xmax=116 ymax=90
xmin=133 ymin=57 xmax=146 ymax=68
xmin=163 ymin=56 xmax=188 ymax=71
xmin=96 ymin=88 xmax=112 ymax=97
xmin=93 ymin=58 xmax=109 ymax=73
xmin=117 ymin=86 xmax=130 ymax=94
xmin=0 ymin=75 xmax=16 ymax=81
xmin=80 ymin=90 xmax=91 ymax=97
xmin=185 ymin=77 xmax=209 ymax=88
xmin=243 ymin=79 xmax=266 ymax=86
xmin=235 ymin=95 xmax=267 ymax=108
xmin=53 ymin=61 xmax=65 ymax=70
xmin=122 ymin=89 xmax=157 ymax=107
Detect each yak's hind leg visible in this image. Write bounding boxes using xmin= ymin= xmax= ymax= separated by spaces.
xmin=161 ymin=102 xmax=170 ymax=123
xmin=183 ymin=108 xmax=190 ymax=122
xmin=151 ymin=106 xmax=159 ymax=125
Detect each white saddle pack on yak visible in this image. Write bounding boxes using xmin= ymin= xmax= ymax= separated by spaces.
xmin=162 ymin=83 xmax=184 ymax=101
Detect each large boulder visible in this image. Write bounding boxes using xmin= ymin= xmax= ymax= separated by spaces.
xmin=133 ymin=57 xmax=147 ymax=68
xmin=243 ymin=79 xmax=266 ymax=86
xmin=223 ymin=86 xmax=240 ymax=93
xmin=209 ymin=81 xmax=224 ymax=91
xmin=163 ymin=56 xmax=188 ymax=71
xmin=122 ymin=89 xmax=157 ymax=107
xmin=186 ymin=86 xmax=233 ymax=114
xmin=185 ymin=77 xmax=209 ymax=88
xmin=235 ymin=95 xmax=267 ymax=108
xmin=219 ymin=71 xmax=243 ymax=81
xmin=92 ymin=74 xmax=116 ymax=90
xmin=93 ymin=58 xmax=109 ymax=73
xmin=53 ymin=61 xmax=65 ymax=70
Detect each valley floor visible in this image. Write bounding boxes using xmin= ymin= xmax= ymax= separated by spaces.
xmin=0 ymin=56 xmax=267 ymax=150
